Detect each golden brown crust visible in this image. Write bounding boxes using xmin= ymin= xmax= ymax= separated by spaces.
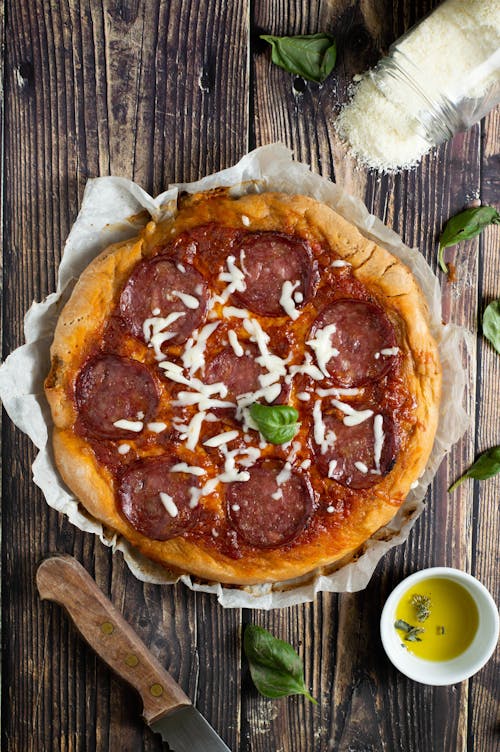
xmin=45 ymin=191 xmax=441 ymax=585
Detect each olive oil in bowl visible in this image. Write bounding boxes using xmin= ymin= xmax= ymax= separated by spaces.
xmin=395 ymin=577 xmax=479 ymax=661
xmin=380 ymin=568 xmax=499 ymax=685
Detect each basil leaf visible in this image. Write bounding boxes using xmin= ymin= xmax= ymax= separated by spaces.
xmin=448 ymin=445 xmax=500 ymax=492
xmin=244 ymin=625 xmax=317 ymax=704
xmin=260 ymin=33 xmax=336 ymax=83
xmin=438 ymin=206 xmax=500 ymax=273
xmin=483 ymin=299 xmax=500 ymax=355
xmin=249 ymin=403 xmax=300 ymax=445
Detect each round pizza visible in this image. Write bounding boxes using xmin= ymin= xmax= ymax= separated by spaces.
xmin=45 ymin=190 xmax=441 ymax=585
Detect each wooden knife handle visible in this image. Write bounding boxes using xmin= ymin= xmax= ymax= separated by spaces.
xmin=36 ymin=554 xmax=192 ymax=724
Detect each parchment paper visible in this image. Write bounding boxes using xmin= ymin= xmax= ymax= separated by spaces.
xmin=0 ymin=144 xmax=471 ymax=609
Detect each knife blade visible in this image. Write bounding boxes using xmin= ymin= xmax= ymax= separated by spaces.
xmin=36 ymin=554 xmax=231 ymax=752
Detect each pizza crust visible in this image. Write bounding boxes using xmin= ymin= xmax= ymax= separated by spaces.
xmin=45 ymin=191 xmax=441 ymax=585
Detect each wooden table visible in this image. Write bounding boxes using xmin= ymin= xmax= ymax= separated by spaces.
xmin=2 ymin=1 xmax=499 ymax=750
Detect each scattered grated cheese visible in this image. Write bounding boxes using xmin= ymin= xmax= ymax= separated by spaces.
xmin=331 ymin=399 xmax=374 ymax=427
xmin=241 ymin=214 xmax=251 ymax=226
xmin=276 ymin=462 xmax=292 ymax=486
xmin=203 ymin=430 xmax=239 ymax=448
xmin=307 ymin=324 xmax=340 ymax=377
xmin=147 ymin=422 xmax=167 ymax=433
xmin=272 ymin=489 xmax=283 ymax=500
xmin=152 ymin=307 xmax=161 ymax=315
xmin=354 ymin=461 xmax=368 ymax=473
xmin=113 ymin=419 xmax=143 ymax=432
xmin=181 ymin=322 xmax=219 ymax=375
xmin=300 ymin=459 xmax=311 ymax=470
xmin=279 ymin=280 xmax=301 ymax=320
xmin=331 ymin=259 xmax=351 ymax=268
xmin=222 ymin=306 xmax=250 ymax=319
xmin=380 ymin=347 xmax=400 ymax=357
xmin=373 ymin=414 xmax=385 ymax=472
xmin=228 ymin=329 xmax=244 ymax=357
xmin=217 ymin=255 xmax=246 ymax=303
xmin=327 ymin=505 xmax=334 ymax=513
xmin=170 ymin=462 xmax=206 ymax=476
xmin=231 ymin=504 xmax=241 ymax=511
xmin=173 ymin=290 xmax=200 ymax=309
xmin=293 ymin=291 xmax=304 ymax=303
xmin=176 ymin=262 xmax=186 ymax=273
xmin=312 ymin=400 xmax=336 ymax=455
xmin=317 ymin=387 xmax=361 ymax=397
xmin=328 ymin=459 xmax=338 ymax=478
xmin=297 ymin=391 xmax=310 ymax=401
xmin=143 ymin=312 xmax=185 ymax=360
xmin=159 ymin=492 xmax=179 ymax=517
xmin=118 ymin=444 xmax=131 ymax=455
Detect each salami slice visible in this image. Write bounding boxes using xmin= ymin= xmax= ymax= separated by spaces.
xmin=309 ymin=299 xmax=398 ymax=387
xmin=119 ymin=256 xmax=209 ymax=347
xmin=313 ymin=411 xmax=397 ymax=490
xmin=226 ymin=459 xmax=313 ymax=547
xmin=204 ymin=344 xmax=265 ymax=400
xmin=232 ymin=232 xmax=316 ymax=317
xmin=118 ymin=456 xmax=201 ymax=540
xmin=76 ymin=354 xmax=158 ymax=439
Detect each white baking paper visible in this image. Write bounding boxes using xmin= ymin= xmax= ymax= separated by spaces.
xmin=0 ymin=144 xmax=471 ymax=609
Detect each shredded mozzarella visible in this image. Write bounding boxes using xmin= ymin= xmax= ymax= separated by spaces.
xmin=373 ymin=414 xmax=385 ymax=472
xmin=331 ymin=259 xmax=351 ymax=268
xmin=173 ymin=290 xmax=200 ymax=309
xmin=241 ymin=214 xmax=251 ymax=226
xmin=272 ymin=489 xmax=283 ymax=500
xmin=118 ymin=444 xmax=131 ymax=455
xmin=143 ymin=312 xmax=185 ymax=361
xmin=297 ymin=392 xmax=310 ymax=401
xmin=279 ymin=280 xmax=300 ymax=320
xmin=307 ymin=324 xmax=340 ymax=377
xmin=354 ymin=461 xmax=368 ymax=473
xmin=312 ymin=400 xmax=336 ymax=454
xmin=147 ymin=422 xmax=167 ymax=433
xmin=113 ymin=419 xmax=143 ymax=432
xmin=170 ymin=462 xmax=206 ymax=476
xmin=328 ymin=459 xmax=338 ymax=478
xmin=316 ymin=387 xmax=361 ymax=397
xmin=222 ymin=306 xmax=250 ymax=319
xmin=159 ymin=492 xmax=178 ymax=517
xmin=203 ymin=430 xmax=239 ymax=448
xmin=380 ymin=347 xmax=400 ymax=356
xmin=276 ymin=462 xmax=292 ymax=486
xmin=184 ymin=411 xmax=207 ymax=450
xmin=300 ymin=459 xmax=311 ymax=470
xmin=176 ymin=262 xmax=186 ymax=273
xmin=217 ymin=255 xmax=247 ymax=303
xmin=228 ymin=329 xmax=244 ymax=357
xmin=181 ymin=322 xmax=219 ymax=375
xmin=331 ymin=399 xmax=374 ymax=427
xmin=287 ymin=353 xmax=324 ymax=382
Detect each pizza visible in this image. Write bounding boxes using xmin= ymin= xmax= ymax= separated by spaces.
xmin=45 ymin=190 xmax=441 ymax=586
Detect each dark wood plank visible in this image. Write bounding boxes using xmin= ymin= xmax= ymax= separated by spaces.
xmin=2 ymin=1 xmax=248 ymax=750
xmin=467 ymin=109 xmax=500 ymax=752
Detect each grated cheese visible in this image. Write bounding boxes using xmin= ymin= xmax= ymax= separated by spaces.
xmin=307 ymin=324 xmax=339 ymax=377
xmin=203 ymin=430 xmax=239 ymax=448
xmin=147 ymin=422 xmax=167 ymax=433
xmin=373 ymin=414 xmax=385 ymax=473
xmin=217 ymin=255 xmax=246 ymax=303
xmin=170 ymin=462 xmax=206 ymax=476
xmin=118 ymin=444 xmax=131 ymax=455
xmin=159 ymin=492 xmax=178 ymax=517
xmin=312 ymin=400 xmax=336 ymax=455
xmin=279 ymin=280 xmax=301 ymax=320
xmin=331 ymin=259 xmax=351 ymax=268
xmin=331 ymin=399 xmax=374 ymax=427
xmin=228 ymin=329 xmax=244 ymax=357
xmin=143 ymin=312 xmax=185 ymax=360
xmin=181 ymin=322 xmax=219 ymax=375
xmin=336 ymin=0 xmax=500 ymax=172
xmin=354 ymin=461 xmax=368 ymax=474
xmin=113 ymin=419 xmax=143 ymax=432
xmin=328 ymin=459 xmax=338 ymax=478
xmin=173 ymin=290 xmax=200 ymax=309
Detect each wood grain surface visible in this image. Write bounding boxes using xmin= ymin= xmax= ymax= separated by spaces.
xmin=1 ymin=1 xmax=499 ymax=751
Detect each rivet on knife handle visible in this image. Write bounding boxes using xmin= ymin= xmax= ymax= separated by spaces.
xmin=36 ymin=554 xmax=192 ymax=724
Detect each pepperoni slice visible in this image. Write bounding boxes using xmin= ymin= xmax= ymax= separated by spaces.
xmin=226 ymin=459 xmax=313 ymax=548
xmin=117 ymin=456 xmax=201 ymax=540
xmin=204 ymin=344 xmax=265 ymax=400
xmin=119 ymin=256 xmax=209 ymax=346
xmin=309 ymin=299 xmax=398 ymax=387
xmin=232 ymin=232 xmax=316 ymax=317
xmin=313 ymin=412 xmax=397 ymax=490
xmin=76 ymin=354 xmax=158 ymax=439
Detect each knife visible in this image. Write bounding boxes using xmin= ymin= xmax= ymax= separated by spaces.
xmin=36 ymin=554 xmax=231 ymax=752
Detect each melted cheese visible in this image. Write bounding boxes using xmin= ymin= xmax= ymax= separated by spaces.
xmin=159 ymin=492 xmax=178 ymax=517
xmin=243 ymin=318 xmax=289 ymax=388
xmin=217 ymin=255 xmax=246 ymax=303
xmin=222 ymin=306 xmax=250 ymax=319
xmin=307 ymin=324 xmax=340 ymax=377
xmin=173 ymin=290 xmax=200 ymax=309
xmin=241 ymin=214 xmax=251 ymax=226
xmin=184 ymin=411 xmax=207 ymax=450
xmin=287 ymin=353 xmax=324 ymax=383
xmin=331 ymin=259 xmax=351 ymax=268
xmin=228 ymin=329 xmax=244 ymax=357
xmin=203 ymin=430 xmax=239 ymax=448
xmin=279 ymin=280 xmax=300 ymax=320
xmin=312 ymin=400 xmax=337 ymax=455
xmin=316 ymin=387 xmax=361 ymax=397
xmin=181 ymin=322 xmax=219 ymax=375
xmin=147 ymin=422 xmax=167 ymax=433
xmin=354 ymin=461 xmax=368 ymax=473
xmin=113 ymin=419 xmax=143 ymax=432
xmin=143 ymin=312 xmax=186 ymax=361
xmin=170 ymin=462 xmax=206 ymax=476
xmin=297 ymin=391 xmax=310 ymax=401
xmin=276 ymin=462 xmax=292 ymax=486
xmin=373 ymin=414 xmax=384 ymax=472
xmin=331 ymin=399 xmax=374 ymax=426
xmin=328 ymin=459 xmax=338 ymax=478
xmin=118 ymin=444 xmax=131 ymax=455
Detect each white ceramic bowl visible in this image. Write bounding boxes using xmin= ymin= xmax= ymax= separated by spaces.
xmin=380 ymin=567 xmax=499 ymax=685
